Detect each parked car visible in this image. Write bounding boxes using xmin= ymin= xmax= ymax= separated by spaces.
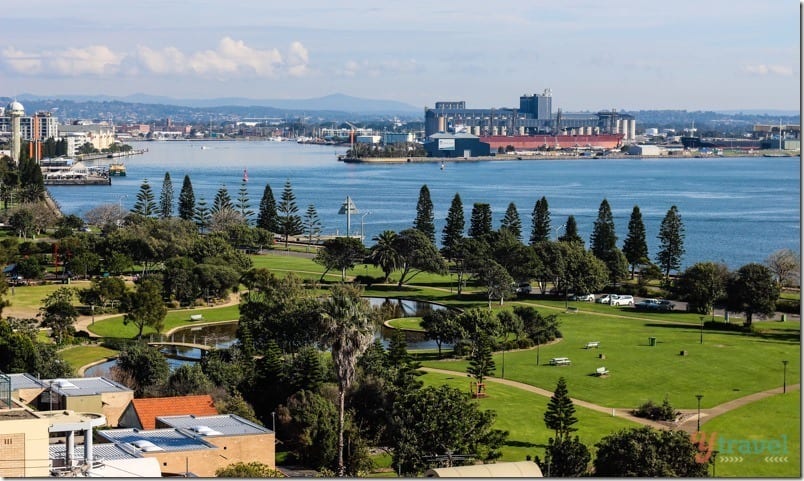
xmin=572 ymin=293 xmax=595 ymax=302
xmin=635 ymin=298 xmax=676 ymax=311
xmin=596 ymin=294 xmax=612 ymax=304
xmin=610 ymin=294 xmax=634 ymax=306
xmin=515 ymin=283 xmax=532 ymax=294
xmin=635 ymin=298 xmax=662 ymax=310
xmin=657 ymin=300 xmax=675 ymax=311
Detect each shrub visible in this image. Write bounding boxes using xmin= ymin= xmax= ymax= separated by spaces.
xmin=776 ymin=298 xmax=800 ymax=314
xmin=704 ymin=320 xmax=755 ymax=333
xmin=632 ymin=397 xmax=679 ymax=421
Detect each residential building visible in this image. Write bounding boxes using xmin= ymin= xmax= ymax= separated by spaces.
xmin=118 ymin=395 xmax=219 ymax=430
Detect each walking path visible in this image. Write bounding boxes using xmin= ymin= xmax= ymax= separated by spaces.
xmin=421 ymin=366 xmax=800 ymax=433
xmin=72 ymin=293 xmax=242 ymax=337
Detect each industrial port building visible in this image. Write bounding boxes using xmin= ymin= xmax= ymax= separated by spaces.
xmin=424 ymin=89 xmax=636 ymax=150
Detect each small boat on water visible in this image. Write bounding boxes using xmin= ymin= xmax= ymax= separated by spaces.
xmin=242 ymin=168 xmax=248 ymax=182
xmin=109 ymin=163 xmax=126 ymax=176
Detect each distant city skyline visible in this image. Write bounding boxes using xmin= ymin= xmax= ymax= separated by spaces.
xmin=1 ymin=0 xmax=800 ymax=112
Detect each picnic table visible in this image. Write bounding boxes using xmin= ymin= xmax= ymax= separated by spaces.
xmin=549 ymin=357 xmax=572 ymax=366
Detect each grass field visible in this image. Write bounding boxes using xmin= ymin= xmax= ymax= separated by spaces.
xmin=421 ymin=303 xmax=800 ymax=409
xmin=702 ymin=391 xmax=800 ymax=477
xmin=87 ymin=305 xmax=240 ymax=338
xmin=59 ymin=345 xmax=119 ymax=372
xmin=6 ymin=251 xmax=799 ymax=477
xmin=421 ymin=371 xmax=638 ymax=462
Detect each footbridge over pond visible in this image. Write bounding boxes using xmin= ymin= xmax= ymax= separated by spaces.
xmin=147 ymin=341 xmax=215 ymax=361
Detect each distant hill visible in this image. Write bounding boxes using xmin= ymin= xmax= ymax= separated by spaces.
xmin=14 ymin=92 xmax=420 ymax=115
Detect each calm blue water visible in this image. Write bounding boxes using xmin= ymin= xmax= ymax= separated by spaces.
xmin=49 ymin=141 xmax=800 ymax=270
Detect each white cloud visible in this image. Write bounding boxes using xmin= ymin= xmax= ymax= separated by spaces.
xmin=2 ymin=47 xmax=43 ymax=74
xmin=134 ymin=46 xmax=188 ymax=74
xmin=338 ymin=58 xmax=419 ymax=78
xmin=3 ymin=38 xmax=311 ymax=80
xmin=743 ymin=64 xmax=794 ymax=76
xmin=286 ymin=41 xmax=310 ymax=77
xmin=2 ymin=45 xmax=121 ymax=76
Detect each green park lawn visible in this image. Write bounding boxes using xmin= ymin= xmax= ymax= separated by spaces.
xmin=87 ymin=304 xmax=240 ymax=339
xmin=59 ymin=345 xmax=119 ymax=372
xmin=6 ymin=250 xmax=799 ymax=477
xmin=385 ymin=317 xmax=424 ymax=331
xmin=421 ymin=306 xmax=800 ymax=410
xmin=702 ymin=391 xmax=800 ymax=477
xmin=421 ymin=370 xmax=638 ymax=462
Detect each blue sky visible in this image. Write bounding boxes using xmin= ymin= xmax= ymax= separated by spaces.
xmin=2 ymin=0 xmax=800 ymax=111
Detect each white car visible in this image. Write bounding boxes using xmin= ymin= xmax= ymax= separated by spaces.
xmin=610 ymin=294 xmax=634 ymax=306
xmin=596 ymin=294 xmax=612 ymax=304
xmin=572 ymin=293 xmax=595 ymax=302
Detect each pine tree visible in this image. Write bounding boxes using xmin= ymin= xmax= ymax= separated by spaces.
xmin=468 ymin=203 xmax=493 ymax=241
xmin=466 ymin=334 xmax=495 ymax=390
xmin=178 ymin=175 xmax=195 ymax=221
xmin=387 ymin=329 xmax=423 ymax=391
xmin=131 ymin=178 xmax=157 ymax=217
xmin=622 ymin=205 xmax=649 ymax=278
xmin=303 ymin=204 xmax=322 ymax=251
xmin=159 ymin=172 xmax=174 ymax=218
xmin=236 ymin=179 xmax=254 ymax=223
xmin=544 ymin=377 xmax=578 ymax=441
xmin=277 ymin=179 xmax=303 ymax=248
xmin=500 ymin=202 xmax=522 ymax=240
xmin=590 ymin=199 xmax=617 ymax=259
xmin=413 ymin=184 xmax=435 ymax=243
xmin=530 ymin=196 xmax=551 ymax=244
xmin=194 ymin=197 xmax=210 ymax=231
xmin=441 ymin=193 xmax=465 ymax=260
xmin=656 ymin=205 xmax=685 ymax=279
xmin=256 ymin=184 xmax=279 ymax=233
xmin=558 ymin=215 xmax=584 ymax=245
xmin=211 ymin=185 xmax=234 ymax=214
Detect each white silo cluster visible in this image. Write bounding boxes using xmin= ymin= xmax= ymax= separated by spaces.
xmin=617 ymin=119 xmax=637 ymax=142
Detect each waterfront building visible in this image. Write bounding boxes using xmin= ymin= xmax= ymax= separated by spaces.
xmin=60 ymin=122 xmax=116 ymax=152
xmin=423 ymin=132 xmax=490 ymax=157
xmin=424 ymin=89 xmax=636 ymax=148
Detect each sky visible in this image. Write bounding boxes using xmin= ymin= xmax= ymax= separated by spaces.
xmin=1 ymin=0 xmax=801 ymax=112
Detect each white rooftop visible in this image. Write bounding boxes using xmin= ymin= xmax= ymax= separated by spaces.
xmin=97 ymin=428 xmax=215 ymax=453
xmin=157 ymin=413 xmax=272 ymax=436
xmin=44 ymin=377 xmax=132 ymax=396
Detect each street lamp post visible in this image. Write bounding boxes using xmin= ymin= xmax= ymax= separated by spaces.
xmin=782 ymin=360 xmax=788 ymax=393
xmin=700 ymin=316 xmax=704 ymax=344
xmin=712 ymin=450 xmax=719 ymax=477
xmin=90 ymin=304 xmax=95 ymax=326
xmin=338 ymin=196 xmax=359 ymax=238
xmin=554 ymin=223 xmax=566 ymax=240
xmin=536 ymin=334 xmax=541 ymax=367
xmin=695 ymin=394 xmax=703 ymax=432
xmin=271 ymin=411 xmax=276 ymax=441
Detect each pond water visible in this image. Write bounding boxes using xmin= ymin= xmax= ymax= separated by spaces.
xmin=83 ymin=297 xmax=449 ymax=377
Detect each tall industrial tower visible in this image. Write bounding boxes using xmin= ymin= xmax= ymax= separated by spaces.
xmin=7 ymin=100 xmax=24 ymax=166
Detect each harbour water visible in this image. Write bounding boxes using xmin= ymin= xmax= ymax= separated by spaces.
xmin=48 ymin=140 xmax=800 ymax=270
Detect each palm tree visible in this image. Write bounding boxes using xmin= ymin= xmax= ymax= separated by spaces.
xmin=319 ymin=283 xmax=375 ymax=477
xmin=368 ymin=230 xmax=400 ymax=283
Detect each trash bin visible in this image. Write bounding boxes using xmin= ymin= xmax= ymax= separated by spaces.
xmin=649 ymin=337 xmax=657 ymax=346
xmin=781 ymin=314 xmax=787 ymax=322
xmin=724 ymin=311 xmax=729 ymax=323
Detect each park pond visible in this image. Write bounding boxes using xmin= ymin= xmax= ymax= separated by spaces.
xmin=83 ymin=297 xmax=448 ymax=377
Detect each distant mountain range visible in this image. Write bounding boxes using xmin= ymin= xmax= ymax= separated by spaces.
xmin=14 ymin=92 xmax=421 ymax=115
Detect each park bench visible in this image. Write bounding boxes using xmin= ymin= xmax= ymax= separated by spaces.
xmin=595 ymin=367 xmax=610 ymax=376
xmin=549 ymin=357 xmax=572 ymax=366
xmin=189 ymin=314 xmax=203 ymax=321
xmin=566 ymin=306 xmax=579 ymax=313
xmin=585 ymin=341 xmax=600 ymax=349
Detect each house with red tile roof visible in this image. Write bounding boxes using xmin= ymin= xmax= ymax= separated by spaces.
xmin=118 ymin=395 xmax=218 ymax=430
